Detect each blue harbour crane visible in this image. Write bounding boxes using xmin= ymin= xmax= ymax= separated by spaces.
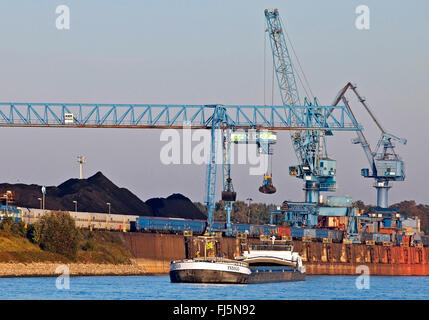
xmin=264 ymin=8 xmax=337 ymax=203
xmin=332 ymin=82 xmax=406 ymax=208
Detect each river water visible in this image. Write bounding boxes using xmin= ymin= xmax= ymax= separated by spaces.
xmin=0 ymin=275 xmax=428 ymax=300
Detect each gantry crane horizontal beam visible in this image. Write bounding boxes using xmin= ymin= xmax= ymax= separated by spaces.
xmin=0 ymin=103 xmax=362 ymax=131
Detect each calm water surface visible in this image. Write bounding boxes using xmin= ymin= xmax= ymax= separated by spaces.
xmin=0 ymin=275 xmax=428 ymax=300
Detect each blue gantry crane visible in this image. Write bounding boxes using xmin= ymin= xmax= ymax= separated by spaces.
xmin=0 ymin=102 xmax=361 ymax=231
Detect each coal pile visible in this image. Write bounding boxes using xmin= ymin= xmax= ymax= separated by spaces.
xmin=145 ymin=193 xmax=206 ymax=219
xmin=0 ymin=172 xmax=206 ymax=219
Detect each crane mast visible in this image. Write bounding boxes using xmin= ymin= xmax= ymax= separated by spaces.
xmin=264 ymin=8 xmax=336 ymax=203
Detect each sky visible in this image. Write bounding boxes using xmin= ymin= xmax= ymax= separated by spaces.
xmin=0 ymin=0 xmax=427 ymax=207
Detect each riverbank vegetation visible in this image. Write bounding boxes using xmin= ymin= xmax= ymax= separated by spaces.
xmin=0 ymin=211 xmax=132 ymax=264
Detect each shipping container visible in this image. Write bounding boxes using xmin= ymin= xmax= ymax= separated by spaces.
xmin=250 ymin=225 xmax=264 ymax=236
xmin=304 ymin=228 xmax=316 ymax=238
xmin=212 ymin=221 xmax=226 ymax=231
xmin=328 ymin=230 xmax=344 ymax=242
xmin=373 ymin=233 xmax=391 ymax=243
xmin=379 ymin=228 xmax=394 ymax=234
xmin=277 ymin=225 xmax=290 ymax=237
xmin=263 ymin=224 xmax=278 ymax=235
xmin=231 ymin=223 xmax=251 ymax=235
xmin=360 ymin=232 xmax=374 ymax=242
xmin=315 ymin=229 xmax=329 ymax=240
xmin=291 ymin=227 xmax=304 ymax=239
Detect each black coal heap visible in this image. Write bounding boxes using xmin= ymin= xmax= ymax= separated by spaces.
xmin=0 ymin=172 xmax=205 ymax=219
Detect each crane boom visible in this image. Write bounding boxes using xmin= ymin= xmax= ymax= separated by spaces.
xmin=264 ymin=9 xmax=300 ymax=107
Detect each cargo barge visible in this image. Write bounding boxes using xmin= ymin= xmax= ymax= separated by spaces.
xmin=170 ymin=258 xmax=251 ymax=283
xmin=169 ymin=238 xmax=305 ymax=283
xmin=237 ymin=243 xmax=306 ymax=283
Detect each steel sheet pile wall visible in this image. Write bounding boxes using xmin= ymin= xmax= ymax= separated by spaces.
xmin=121 ymin=233 xmax=429 ymax=276
xmin=122 ymin=233 xmax=186 ymax=273
xmin=292 ymin=241 xmax=429 ymax=275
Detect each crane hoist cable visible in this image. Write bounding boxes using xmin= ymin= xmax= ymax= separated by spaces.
xmin=279 ymin=15 xmax=315 ymax=100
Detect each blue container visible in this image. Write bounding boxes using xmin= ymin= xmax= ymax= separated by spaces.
xmin=291 ymin=227 xmax=304 ymax=238
xmin=152 ymin=218 xmax=169 ymax=231
xmin=212 ymin=221 xmax=226 ymax=231
xmin=188 ymin=220 xmax=205 ymax=233
xmin=136 ymin=217 xmax=150 ymax=230
xmin=174 ymin=219 xmax=189 ymax=231
xmin=231 ymin=223 xmax=251 ymax=235
xmin=315 ymin=229 xmax=329 ymax=240
xmin=383 ymin=219 xmax=392 ymax=228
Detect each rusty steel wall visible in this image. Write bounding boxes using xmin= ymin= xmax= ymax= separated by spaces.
xmin=121 ymin=233 xmax=429 ymax=275
xmin=123 ymin=233 xmax=186 ymax=260
xmin=122 ymin=233 xmax=186 ymax=274
xmin=291 ymin=241 xmax=429 ymax=276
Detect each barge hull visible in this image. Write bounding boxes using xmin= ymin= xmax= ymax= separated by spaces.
xmin=248 ymin=271 xmax=306 ymax=283
xmin=170 ymin=270 xmax=248 ymax=284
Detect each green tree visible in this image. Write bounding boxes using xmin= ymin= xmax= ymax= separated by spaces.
xmin=37 ymin=211 xmax=80 ymax=259
xmin=26 ymin=223 xmax=42 ymax=244
xmin=0 ymin=216 xmax=13 ymax=232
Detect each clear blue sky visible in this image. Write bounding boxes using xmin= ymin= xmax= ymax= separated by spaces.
xmin=0 ymin=0 xmax=427 ymax=207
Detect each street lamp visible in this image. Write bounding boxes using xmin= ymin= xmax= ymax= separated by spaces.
xmin=37 ymin=198 xmax=42 ymax=209
xmin=41 ymin=186 xmax=46 ymax=211
xmin=106 ymin=202 xmax=112 ymax=229
xmin=246 ymin=198 xmax=253 ymax=224
xmin=73 ymin=200 xmax=77 ymax=213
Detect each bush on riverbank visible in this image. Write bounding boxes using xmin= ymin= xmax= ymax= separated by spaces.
xmin=0 ymin=216 xmax=26 ymax=237
xmin=28 ymin=211 xmax=80 ymax=260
